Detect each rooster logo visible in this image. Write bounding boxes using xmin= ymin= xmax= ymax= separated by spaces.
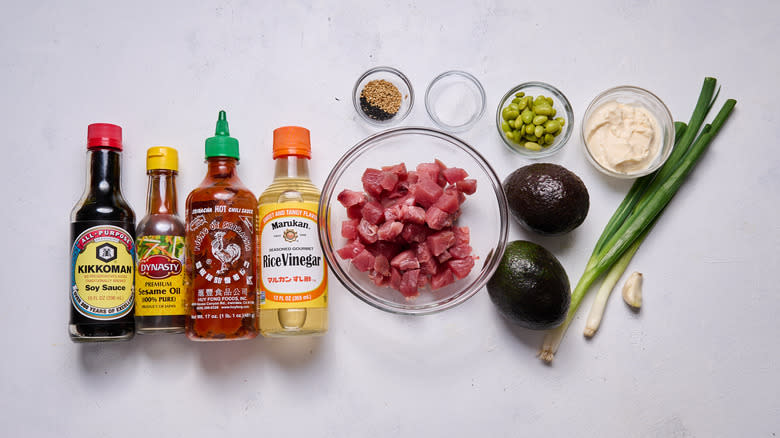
xmin=211 ymin=231 xmax=241 ymax=275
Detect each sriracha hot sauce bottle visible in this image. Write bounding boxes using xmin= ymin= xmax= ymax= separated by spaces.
xmin=185 ymin=111 xmax=258 ymax=341
xmin=135 ymin=147 xmax=186 ymax=334
xmin=69 ymin=123 xmax=136 ymax=342
xmin=257 ymin=126 xmax=328 ymax=336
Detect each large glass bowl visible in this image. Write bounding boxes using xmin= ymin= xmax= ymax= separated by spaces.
xmin=318 ymin=127 xmax=509 ymax=315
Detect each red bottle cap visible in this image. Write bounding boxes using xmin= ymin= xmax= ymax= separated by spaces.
xmin=87 ymin=123 xmax=123 ymax=150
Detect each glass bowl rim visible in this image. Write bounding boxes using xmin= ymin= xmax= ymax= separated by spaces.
xmin=495 ymin=81 xmax=574 ymax=159
xmin=579 ymin=85 xmax=675 ymax=179
xmin=352 ymin=66 xmax=415 ymax=127
xmin=318 ymin=126 xmax=509 ymax=315
xmin=424 ymin=70 xmax=487 ymax=132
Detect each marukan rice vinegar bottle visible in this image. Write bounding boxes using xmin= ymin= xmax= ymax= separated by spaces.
xmin=257 ymin=126 xmax=328 ymax=336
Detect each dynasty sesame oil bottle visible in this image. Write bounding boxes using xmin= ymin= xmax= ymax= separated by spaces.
xmin=257 ymin=127 xmax=328 ymax=336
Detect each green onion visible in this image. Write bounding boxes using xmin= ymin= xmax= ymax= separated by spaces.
xmin=539 ymin=78 xmax=736 ymax=363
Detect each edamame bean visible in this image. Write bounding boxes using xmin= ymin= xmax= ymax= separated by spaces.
xmin=517 ymin=99 xmax=527 ymax=110
xmin=555 ymin=117 xmax=565 ymax=126
xmin=524 ymin=142 xmax=541 ymax=151
xmin=535 ymin=104 xmax=553 ymax=116
xmin=508 ymin=103 xmax=519 ymax=111
xmin=544 ymin=133 xmax=555 ymax=144
xmin=515 ymin=91 xmax=525 ymax=98
xmin=525 ymin=124 xmax=535 ymax=135
xmin=521 ymin=109 xmax=534 ymax=124
xmin=544 ymin=120 xmax=561 ymax=133
xmin=512 ymin=97 xmax=522 ymax=104
xmin=501 ymin=107 xmax=512 ymax=120
xmin=533 ymin=115 xmax=548 ymax=125
xmin=501 ymin=121 xmax=510 ymax=132
xmin=507 ymin=119 xmax=515 ymax=129
xmin=534 ymin=125 xmax=545 ymax=138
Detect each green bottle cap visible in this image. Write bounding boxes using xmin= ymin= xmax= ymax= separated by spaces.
xmin=205 ymin=110 xmax=239 ymax=159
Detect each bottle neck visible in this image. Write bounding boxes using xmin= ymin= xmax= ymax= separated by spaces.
xmin=206 ymin=156 xmax=239 ymax=179
xmin=146 ymin=169 xmax=178 ymax=215
xmin=86 ymin=148 xmax=122 ymax=195
xmin=273 ymin=155 xmax=310 ymax=179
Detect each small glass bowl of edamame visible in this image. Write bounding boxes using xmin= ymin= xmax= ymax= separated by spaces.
xmin=496 ymin=81 xmax=573 ymax=158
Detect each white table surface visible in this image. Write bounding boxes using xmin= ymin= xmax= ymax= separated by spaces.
xmin=3 ymin=1 xmax=778 ymax=436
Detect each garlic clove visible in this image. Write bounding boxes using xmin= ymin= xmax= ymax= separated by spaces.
xmin=622 ymin=271 xmax=643 ymax=309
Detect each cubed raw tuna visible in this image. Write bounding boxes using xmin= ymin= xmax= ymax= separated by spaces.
xmin=430 ymin=268 xmax=456 ymax=290
xmin=338 ymin=159 xmax=478 ymax=299
xmin=341 ymin=219 xmax=360 ymax=240
xmin=337 ymin=240 xmax=365 ymax=260
xmin=390 ymin=267 xmax=402 ymax=290
xmin=417 ymin=273 xmax=428 ymax=289
xmin=447 ymin=256 xmax=474 ymax=279
xmin=401 ymin=223 xmax=429 ymax=243
xmin=437 ymin=250 xmax=453 ymax=263
xmin=416 ymin=242 xmax=438 ymax=275
xmin=454 ymin=227 xmax=470 ymax=246
xmin=381 ymin=163 xmax=407 ymax=178
xmin=362 ymin=168 xmax=385 ymax=197
xmin=337 ymin=189 xmax=367 ymax=208
xmin=456 ymin=178 xmax=477 ymax=195
xmin=425 ymin=206 xmax=450 ymax=230
xmin=366 ymin=241 xmax=401 ymax=261
xmin=442 ymin=167 xmax=468 ymax=184
xmin=379 ymin=171 xmax=399 ymax=192
xmin=449 ymin=244 xmax=473 ymax=259
xmin=445 ymin=186 xmax=466 ymax=205
xmin=401 ymin=205 xmax=426 ymax=224
xmin=347 ymin=204 xmax=363 ymax=219
xmin=416 ymin=162 xmax=440 ymax=182
xmin=374 ymin=254 xmax=391 ymax=276
xmin=383 ymin=204 xmax=402 ymax=222
xmin=390 ymin=249 xmax=420 ymax=271
xmin=357 ymin=218 xmax=379 ymax=244
xmin=368 ymin=270 xmax=389 ymax=286
xmin=400 ymin=269 xmax=421 ymax=297
xmin=427 ymin=230 xmax=455 ymax=256
xmin=351 ymin=249 xmax=376 ymax=272
xmin=377 ymin=221 xmax=403 ymax=241
xmin=361 ymin=200 xmax=384 ymax=225
xmin=432 ymin=191 xmax=460 ymax=214
xmin=412 ymin=178 xmax=444 ymax=208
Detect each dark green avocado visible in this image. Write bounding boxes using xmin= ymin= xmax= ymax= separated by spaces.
xmin=487 ymin=240 xmax=570 ymax=330
xmin=503 ymin=163 xmax=589 ymax=235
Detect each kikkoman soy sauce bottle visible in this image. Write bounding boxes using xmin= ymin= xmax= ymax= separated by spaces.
xmin=135 ymin=147 xmax=186 ymax=334
xmin=185 ymin=111 xmax=258 ymax=341
xmin=69 ymin=123 xmax=136 ymax=342
xmin=257 ymin=126 xmax=328 ymax=336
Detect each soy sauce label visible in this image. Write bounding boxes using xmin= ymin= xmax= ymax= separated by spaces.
xmin=135 ymin=235 xmax=186 ymax=316
xmin=71 ymin=225 xmax=135 ymax=320
xmin=258 ymin=202 xmax=327 ymax=309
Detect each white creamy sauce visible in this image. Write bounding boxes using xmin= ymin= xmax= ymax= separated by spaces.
xmin=584 ymin=101 xmax=661 ymax=174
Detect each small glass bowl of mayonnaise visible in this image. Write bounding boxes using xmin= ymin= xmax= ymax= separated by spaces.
xmin=581 ymin=86 xmax=675 ymax=178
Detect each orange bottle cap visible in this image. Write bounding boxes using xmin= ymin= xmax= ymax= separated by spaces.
xmin=273 ymin=126 xmax=311 ymax=159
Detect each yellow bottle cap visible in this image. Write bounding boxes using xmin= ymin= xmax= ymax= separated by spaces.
xmin=146 ymin=146 xmax=179 ymax=171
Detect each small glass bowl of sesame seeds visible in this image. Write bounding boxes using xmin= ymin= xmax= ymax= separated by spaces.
xmin=353 ymin=66 xmax=414 ymax=127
